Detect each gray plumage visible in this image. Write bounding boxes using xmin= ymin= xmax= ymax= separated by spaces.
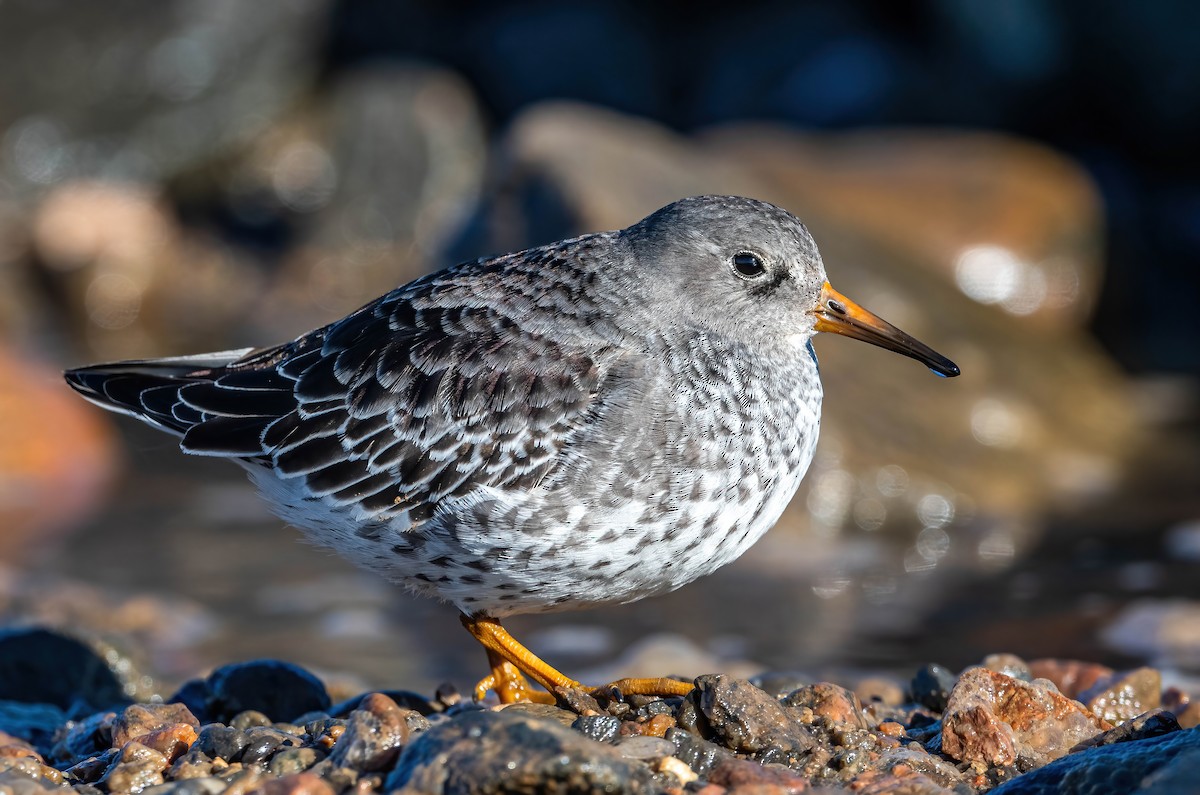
xmin=66 ymin=196 xmax=834 ymax=617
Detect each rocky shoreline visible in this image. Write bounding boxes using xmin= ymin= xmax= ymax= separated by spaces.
xmin=0 ymin=628 xmax=1195 ymax=794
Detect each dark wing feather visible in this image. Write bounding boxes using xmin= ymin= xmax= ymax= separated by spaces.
xmin=66 ymin=254 xmax=620 ymax=526
xmin=258 ymin=285 xmax=615 ymax=520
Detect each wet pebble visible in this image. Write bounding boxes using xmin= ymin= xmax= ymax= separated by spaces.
xmin=385 ymin=709 xmax=655 ymax=793
xmin=256 ymin=771 xmax=335 ymax=795
xmin=664 ymin=727 xmax=733 ymax=776
xmin=692 ymin=674 xmax=814 ymax=766
xmin=782 ymin=682 xmax=871 ymax=729
xmin=705 ymin=755 xmax=811 ymax=792
xmin=142 ymin=778 xmax=226 ymax=795
xmin=328 ymin=690 xmax=437 ymax=718
xmin=613 ymin=735 xmax=674 ymax=760
xmin=1071 ymin=708 xmax=1181 ymax=751
xmin=240 ymin=727 xmax=301 ymax=766
xmin=572 ymin=714 xmax=621 ymax=744
xmin=909 ymin=664 xmax=957 ymax=713
xmin=1027 ymin=658 xmax=1113 ymax=700
xmin=101 ymin=741 xmax=170 ymax=794
xmin=112 ymin=704 xmax=200 ymax=751
xmin=268 ymin=747 xmax=320 ymax=776
xmin=325 ymin=693 xmax=415 ymax=773
xmin=941 ymin=667 xmax=1110 ymax=767
xmin=1077 ymin=666 xmax=1161 ymax=724
xmin=194 ymin=726 xmax=249 ymax=763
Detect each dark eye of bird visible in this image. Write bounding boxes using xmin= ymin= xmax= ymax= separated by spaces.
xmin=732 ymin=252 xmax=767 ymax=279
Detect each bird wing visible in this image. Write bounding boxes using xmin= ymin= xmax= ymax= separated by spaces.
xmin=167 ymin=283 xmax=617 ymax=525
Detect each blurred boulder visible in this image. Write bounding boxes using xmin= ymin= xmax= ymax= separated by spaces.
xmin=29 ymin=181 xmax=261 ymax=359
xmin=703 ymin=125 xmax=1104 ymax=329
xmin=223 ymin=63 xmax=488 ymax=338
xmin=454 ymin=102 xmax=1141 ymax=565
xmin=0 ymin=0 xmax=328 ymax=198
xmin=0 ymin=344 xmax=118 ymax=559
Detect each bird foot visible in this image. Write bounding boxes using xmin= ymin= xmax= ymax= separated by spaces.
xmin=473 ymin=659 xmax=556 ymax=704
xmin=462 ymin=613 xmax=695 ymax=705
xmin=590 ymin=677 xmax=696 ymax=700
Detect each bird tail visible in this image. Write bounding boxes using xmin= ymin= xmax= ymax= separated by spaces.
xmin=64 ymin=348 xmax=258 ymax=438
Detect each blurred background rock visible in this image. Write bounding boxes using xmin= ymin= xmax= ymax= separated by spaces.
xmin=1 ymin=0 xmax=1197 ymax=697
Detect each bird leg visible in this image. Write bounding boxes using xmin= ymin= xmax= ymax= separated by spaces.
xmin=462 ymin=614 xmax=576 ymax=704
xmin=461 ymin=614 xmax=696 ymax=704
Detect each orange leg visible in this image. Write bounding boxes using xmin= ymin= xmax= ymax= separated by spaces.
xmin=461 ymin=614 xmax=695 ymax=704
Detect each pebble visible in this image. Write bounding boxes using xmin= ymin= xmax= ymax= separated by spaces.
xmin=112 ymin=704 xmax=200 ymax=749
xmin=384 ymin=709 xmax=655 ymax=793
xmin=614 ymin=735 xmax=675 ymax=760
xmin=941 ymin=667 xmax=1110 ymax=767
xmin=1027 ymin=658 xmax=1113 ymax=700
xmin=0 ymin=617 xmax=1190 ymax=794
xmin=1076 ymin=666 xmax=1162 ymax=725
xmin=782 ymin=682 xmax=871 ymax=729
xmin=664 ymin=728 xmax=733 ymax=777
xmin=325 ymin=693 xmax=413 ymax=772
xmin=572 ymin=714 xmax=621 ymax=744
xmin=194 ymin=726 xmax=249 ymax=763
xmin=101 ymin=741 xmax=170 ymax=794
xmin=692 ymin=674 xmax=814 ymax=766
xmin=908 ymin=664 xmax=957 ymax=713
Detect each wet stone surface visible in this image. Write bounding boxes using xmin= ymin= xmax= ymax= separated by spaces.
xmin=2 ymin=629 xmax=1197 ymax=793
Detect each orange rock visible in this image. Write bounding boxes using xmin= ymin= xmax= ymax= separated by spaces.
xmin=112 ymin=703 xmax=201 ymax=748
xmin=1028 ymin=658 xmax=1113 ymax=699
xmin=643 ymin=713 xmax=676 ymax=737
xmin=0 ymin=344 xmax=119 ymax=561
xmin=256 ymin=771 xmax=336 ymax=795
xmin=704 ymin=125 xmax=1104 ymax=330
xmin=942 ymin=668 xmax=1111 ymax=767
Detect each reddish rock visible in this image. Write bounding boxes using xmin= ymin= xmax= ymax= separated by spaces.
xmin=327 ymin=692 xmax=415 ymax=772
xmin=102 ymin=741 xmax=170 ymax=793
xmin=1027 ymin=658 xmax=1113 ymax=700
xmin=851 ymin=768 xmax=954 ymax=795
xmin=112 ymin=703 xmax=201 ymax=748
xmin=941 ymin=668 xmax=1110 ymax=767
xmin=782 ymin=682 xmax=870 ymax=729
xmin=136 ymin=724 xmax=199 ymax=762
xmin=257 ymin=771 xmax=337 ymax=795
xmin=1169 ymin=701 xmax=1200 ymax=729
xmin=0 ymin=756 xmax=64 ymax=787
xmin=643 ymin=713 xmax=675 ymax=738
xmin=0 ymin=345 xmax=119 ymax=561
xmin=0 ymin=732 xmax=41 ymax=761
xmin=707 ymin=757 xmax=811 ymax=793
xmin=1077 ymin=667 xmax=1161 ymax=725
xmin=876 ymin=722 xmax=905 ymax=738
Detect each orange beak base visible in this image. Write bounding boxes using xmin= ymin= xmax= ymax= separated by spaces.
xmin=811 ymin=282 xmax=959 ymax=377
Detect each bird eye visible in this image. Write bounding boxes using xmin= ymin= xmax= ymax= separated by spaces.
xmin=732 ymin=252 xmax=767 ymax=279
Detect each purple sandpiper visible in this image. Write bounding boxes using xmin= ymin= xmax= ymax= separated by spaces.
xmin=66 ymin=195 xmax=959 ymax=703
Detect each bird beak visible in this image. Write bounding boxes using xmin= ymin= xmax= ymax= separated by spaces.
xmin=811 ymin=282 xmax=960 ymax=377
